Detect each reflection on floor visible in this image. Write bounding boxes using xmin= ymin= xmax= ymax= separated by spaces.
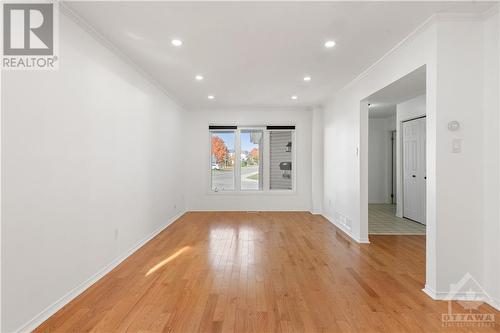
xmin=369 ymin=204 xmax=426 ymax=235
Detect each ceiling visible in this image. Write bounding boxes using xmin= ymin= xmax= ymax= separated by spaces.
xmin=65 ymin=1 xmax=493 ymax=110
xmin=369 ymin=104 xmax=398 ymax=119
xmin=368 ymin=65 xmax=426 ymax=118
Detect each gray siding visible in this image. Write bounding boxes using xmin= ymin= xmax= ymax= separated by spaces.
xmin=270 ymin=131 xmax=293 ymax=190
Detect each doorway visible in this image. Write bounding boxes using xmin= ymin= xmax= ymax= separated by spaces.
xmin=366 ymin=67 xmax=427 ymax=235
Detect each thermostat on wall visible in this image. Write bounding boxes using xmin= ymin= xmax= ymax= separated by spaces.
xmin=448 ymin=121 xmax=460 ymax=131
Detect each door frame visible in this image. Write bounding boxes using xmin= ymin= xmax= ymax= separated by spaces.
xmin=390 ymin=130 xmax=396 ymax=205
xmin=401 ymin=115 xmax=426 ymax=223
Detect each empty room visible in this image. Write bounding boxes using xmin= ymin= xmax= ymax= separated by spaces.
xmin=1 ymin=1 xmax=500 ymax=332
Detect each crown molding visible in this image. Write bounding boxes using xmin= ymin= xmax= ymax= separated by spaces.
xmin=325 ymin=14 xmax=436 ymax=106
xmin=324 ymin=5 xmax=498 ymax=107
xmin=59 ymin=2 xmax=187 ymax=111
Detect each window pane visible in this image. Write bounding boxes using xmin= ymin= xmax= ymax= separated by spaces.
xmin=211 ymin=131 xmax=235 ymax=191
xmin=240 ymin=130 xmax=262 ymax=190
xmin=270 ymin=131 xmax=293 ymax=190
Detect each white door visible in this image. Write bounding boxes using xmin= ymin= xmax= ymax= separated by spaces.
xmin=392 ymin=130 xmax=397 ymax=204
xmin=403 ymin=117 xmax=426 ymax=224
xmin=420 ymin=119 xmax=426 ymax=224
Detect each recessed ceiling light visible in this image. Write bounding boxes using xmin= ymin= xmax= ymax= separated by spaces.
xmin=208 ymin=95 xmax=215 ymax=100
xmin=291 ymin=95 xmax=298 ymax=100
xmin=195 ymin=75 xmax=204 ymax=81
xmin=303 ymin=76 xmax=311 ymax=82
xmin=171 ymin=39 xmax=183 ymax=46
xmin=324 ymin=40 xmax=336 ymax=48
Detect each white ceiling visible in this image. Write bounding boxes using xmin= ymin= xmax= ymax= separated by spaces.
xmin=65 ymin=1 xmax=493 ymax=110
xmin=369 ymin=104 xmax=397 ymax=119
xmin=368 ymin=65 xmax=426 ymax=118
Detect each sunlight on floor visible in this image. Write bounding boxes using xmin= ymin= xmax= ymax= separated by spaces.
xmin=146 ymin=246 xmax=191 ymax=276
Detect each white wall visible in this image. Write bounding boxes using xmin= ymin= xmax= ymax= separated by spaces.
xmin=482 ymin=9 xmax=500 ymax=308
xmin=185 ymin=108 xmax=312 ymax=211
xmin=323 ymin=11 xmax=500 ymax=306
xmin=1 ymin=13 xmax=186 ymax=332
xmin=311 ymin=107 xmax=324 ymax=213
xmin=368 ymin=115 xmax=396 ymax=204
xmin=323 ymin=19 xmax=437 ymax=247
xmin=433 ymin=18 xmax=484 ymax=295
xmin=395 ymin=95 xmax=426 ymax=217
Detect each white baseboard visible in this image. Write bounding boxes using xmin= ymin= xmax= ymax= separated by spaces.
xmin=422 ymin=285 xmax=500 ymax=311
xmin=489 ymin=297 xmax=500 ymax=311
xmin=14 ymin=210 xmax=186 ymax=333
xmin=322 ymin=214 xmax=370 ymax=244
xmin=186 ymin=208 xmax=310 ymax=212
xmin=422 ymin=285 xmax=438 ymax=299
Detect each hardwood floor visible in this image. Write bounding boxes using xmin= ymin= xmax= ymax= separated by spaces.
xmin=35 ymin=212 xmax=499 ymax=333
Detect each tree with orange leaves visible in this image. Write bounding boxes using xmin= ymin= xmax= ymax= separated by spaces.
xmin=249 ymin=148 xmax=259 ymax=163
xmin=211 ymin=136 xmax=229 ymax=166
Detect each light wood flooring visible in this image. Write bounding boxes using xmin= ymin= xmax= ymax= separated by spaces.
xmin=35 ymin=212 xmax=499 ymax=332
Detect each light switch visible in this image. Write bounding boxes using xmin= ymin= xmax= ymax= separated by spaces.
xmin=452 ymin=138 xmax=462 ymax=153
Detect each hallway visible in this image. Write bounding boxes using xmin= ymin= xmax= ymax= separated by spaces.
xmin=369 ymin=204 xmax=426 ymax=235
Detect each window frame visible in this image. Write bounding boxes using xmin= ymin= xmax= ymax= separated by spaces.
xmin=208 ymin=125 xmax=296 ymax=194
xmin=239 ymin=127 xmax=264 ymax=192
xmin=268 ymin=129 xmax=296 ymax=191
xmin=209 ymin=129 xmax=236 ymax=192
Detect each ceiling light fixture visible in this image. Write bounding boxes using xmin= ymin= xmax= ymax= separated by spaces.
xmin=291 ymin=95 xmax=298 ymax=100
xmin=324 ymin=40 xmax=336 ymax=48
xmin=195 ymin=75 xmax=204 ymax=81
xmin=171 ymin=39 xmax=183 ymax=46
xmin=303 ymin=76 xmax=311 ymax=82
xmin=208 ymin=95 xmax=215 ymax=100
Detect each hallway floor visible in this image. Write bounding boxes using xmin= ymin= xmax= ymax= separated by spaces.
xmin=369 ymin=204 xmax=426 ymax=235
xmin=35 ymin=212 xmax=498 ymax=332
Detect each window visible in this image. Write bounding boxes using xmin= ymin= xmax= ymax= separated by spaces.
xmin=209 ymin=126 xmax=294 ymax=192
xmin=269 ymin=130 xmax=293 ymax=190
xmin=210 ymin=130 xmax=235 ymax=191
xmin=240 ymin=129 xmax=263 ymax=190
